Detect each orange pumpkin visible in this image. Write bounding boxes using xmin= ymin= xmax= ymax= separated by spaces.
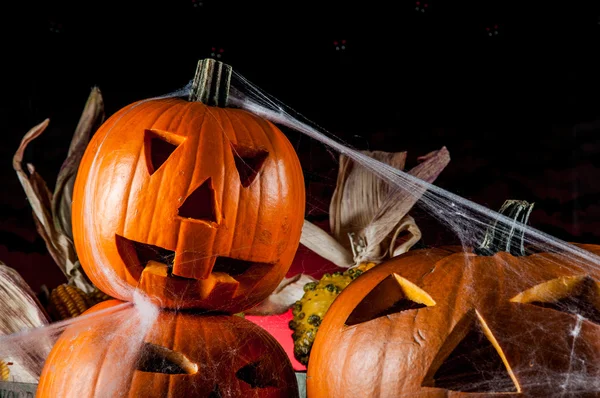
xmin=72 ymin=60 xmax=305 ymax=312
xmin=308 ymin=201 xmax=600 ymax=397
xmin=37 ymin=300 xmax=299 ymax=397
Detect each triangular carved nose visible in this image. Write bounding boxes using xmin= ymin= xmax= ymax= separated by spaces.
xmin=422 ymin=310 xmax=521 ymax=393
xmin=178 ymin=178 xmax=220 ymax=224
xmin=231 ymin=143 xmax=269 ymax=188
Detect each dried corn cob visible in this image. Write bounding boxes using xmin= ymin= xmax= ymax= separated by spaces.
xmin=48 ymin=284 xmax=113 ymax=321
xmin=48 ymin=284 xmax=92 ymax=320
xmin=0 ymin=360 xmax=9 ymax=381
xmin=86 ymin=288 xmax=111 ymax=307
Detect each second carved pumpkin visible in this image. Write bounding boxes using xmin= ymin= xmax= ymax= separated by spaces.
xmin=37 ymin=300 xmax=299 ymax=397
xmin=308 ymin=201 xmax=600 ymax=397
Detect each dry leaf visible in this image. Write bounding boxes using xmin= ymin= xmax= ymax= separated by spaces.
xmin=13 ymin=87 xmax=105 ymax=293
xmin=53 ymin=87 xmax=105 ymax=240
xmin=13 ymin=119 xmax=52 ymax=233
xmin=245 ymin=273 xmax=318 ymax=315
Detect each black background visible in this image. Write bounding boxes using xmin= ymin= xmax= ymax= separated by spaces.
xmin=2 ymin=0 xmax=600 ymax=291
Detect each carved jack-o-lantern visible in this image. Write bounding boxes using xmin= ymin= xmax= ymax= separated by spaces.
xmin=72 ymin=60 xmax=305 ymax=312
xmin=37 ymin=300 xmax=299 ymax=397
xmin=308 ymin=201 xmax=600 ymax=397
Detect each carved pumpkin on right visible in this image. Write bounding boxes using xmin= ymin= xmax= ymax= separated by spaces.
xmin=307 ymin=201 xmax=600 ymax=397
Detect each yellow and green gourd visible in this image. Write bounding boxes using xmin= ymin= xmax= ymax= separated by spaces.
xmin=290 ymin=263 xmax=376 ymax=365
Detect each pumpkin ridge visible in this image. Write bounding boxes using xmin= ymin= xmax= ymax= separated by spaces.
xmin=163 ymin=100 xmax=191 ymax=137
xmin=144 ymin=102 xmax=198 ymax=247
xmin=105 ymin=99 xmax=161 ymax=232
xmin=229 ymin=140 xmax=243 ymax=264
xmin=253 ymin=113 xmax=281 ymax=264
xmin=227 ymin=109 xmax=265 ymax=262
xmin=373 ymin=316 xmax=393 ymax=393
xmin=262 ymin=116 xmax=287 ymax=264
xmin=88 ymin=102 xmax=157 ymax=294
xmin=120 ymin=139 xmax=145 ymax=256
xmin=90 ymin=321 xmax=119 ymax=397
xmin=214 ymin=108 xmax=240 ymax=263
xmin=217 ymin=108 xmax=233 ymax=254
xmin=123 ymin=100 xmax=183 ymax=244
xmin=339 ymin=327 xmax=357 ymax=394
xmin=183 ymin=102 xmax=205 ymax=175
xmin=146 ymin=152 xmax=170 ymax=245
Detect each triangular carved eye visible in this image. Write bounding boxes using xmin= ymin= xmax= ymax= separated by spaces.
xmin=178 ymin=178 xmax=220 ymax=224
xmin=422 ymin=310 xmax=521 ymax=393
xmin=510 ymin=275 xmax=600 ymax=324
xmin=144 ymin=129 xmax=184 ymax=175
xmin=345 ymin=273 xmax=435 ymax=326
xmin=235 ymin=359 xmax=279 ymax=388
xmin=231 ymin=143 xmax=269 ymax=188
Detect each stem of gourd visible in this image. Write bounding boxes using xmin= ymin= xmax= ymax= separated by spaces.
xmin=475 ymin=199 xmax=535 ymax=256
xmin=188 ymin=58 xmax=232 ymax=107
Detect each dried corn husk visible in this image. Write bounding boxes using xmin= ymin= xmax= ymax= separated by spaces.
xmin=0 ymin=261 xmax=51 ymax=382
xmin=13 ymin=87 xmax=105 ymax=293
xmin=254 ymin=147 xmax=450 ymax=314
xmin=0 ymin=262 xmax=50 ymax=335
xmin=302 ymin=147 xmax=450 ymax=267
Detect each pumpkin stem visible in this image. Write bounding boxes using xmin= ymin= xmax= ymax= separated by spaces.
xmin=189 ymin=58 xmax=232 ymax=107
xmin=475 ymin=199 xmax=534 ymax=256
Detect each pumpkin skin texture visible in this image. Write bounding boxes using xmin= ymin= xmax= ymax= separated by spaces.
xmin=37 ymin=300 xmax=299 ymax=397
xmin=72 ymin=97 xmax=305 ymax=312
xmin=307 ymin=244 xmax=600 ymax=397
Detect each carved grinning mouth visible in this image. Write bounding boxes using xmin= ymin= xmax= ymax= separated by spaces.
xmin=115 ymin=234 xmax=272 ymax=281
